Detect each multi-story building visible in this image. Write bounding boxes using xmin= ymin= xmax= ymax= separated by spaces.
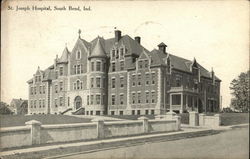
xmin=27 ymin=30 xmax=221 ymax=115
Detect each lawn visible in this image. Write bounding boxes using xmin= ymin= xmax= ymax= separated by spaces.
xmin=0 ymin=114 xmax=92 ymax=127
xmin=220 ymin=113 xmax=249 ymax=126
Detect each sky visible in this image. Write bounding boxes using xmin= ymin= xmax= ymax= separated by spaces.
xmin=1 ymin=1 xmax=249 ymax=108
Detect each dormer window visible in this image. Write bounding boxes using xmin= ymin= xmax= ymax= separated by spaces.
xmin=77 ymin=51 xmax=81 ymax=59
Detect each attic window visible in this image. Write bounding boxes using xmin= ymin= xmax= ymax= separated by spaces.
xmin=77 ymin=51 xmax=81 ymax=59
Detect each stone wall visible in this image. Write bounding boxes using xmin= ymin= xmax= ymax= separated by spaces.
xmin=0 ymin=116 xmax=180 ymax=150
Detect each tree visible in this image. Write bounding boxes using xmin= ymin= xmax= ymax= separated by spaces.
xmin=229 ymin=70 xmax=250 ymax=112
xmin=0 ymin=102 xmax=13 ymax=115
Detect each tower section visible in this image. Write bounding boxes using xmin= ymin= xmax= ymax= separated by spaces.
xmin=86 ymin=37 xmax=108 ymax=115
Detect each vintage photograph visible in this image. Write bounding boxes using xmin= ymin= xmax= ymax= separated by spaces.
xmin=1 ymin=0 xmax=249 ymax=159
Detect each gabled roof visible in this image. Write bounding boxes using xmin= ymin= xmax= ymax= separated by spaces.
xmin=158 ymin=42 xmax=167 ymax=47
xmin=10 ymin=99 xmax=28 ymax=108
xmin=58 ymin=47 xmax=70 ymax=63
xmin=150 ymin=49 xmax=221 ymax=81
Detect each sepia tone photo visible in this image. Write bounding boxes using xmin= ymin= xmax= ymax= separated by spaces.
xmin=1 ymin=0 xmax=249 ymax=158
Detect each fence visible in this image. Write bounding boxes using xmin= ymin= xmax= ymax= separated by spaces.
xmin=0 ymin=115 xmax=180 ymax=149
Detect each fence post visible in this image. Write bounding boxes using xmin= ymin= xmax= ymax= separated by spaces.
xmin=189 ymin=111 xmax=199 ymax=126
xmin=138 ymin=116 xmax=149 ymax=133
xmin=199 ymin=113 xmax=205 ymax=126
xmin=92 ymin=119 xmax=105 ymax=139
xmin=214 ymin=114 xmax=221 ymax=127
xmin=165 ymin=111 xmax=176 ymax=120
xmin=173 ymin=115 xmax=181 ymax=131
xmin=25 ymin=120 xmax=42 ymax=145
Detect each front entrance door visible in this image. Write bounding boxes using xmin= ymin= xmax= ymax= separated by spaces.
xmin=74 ymin=96 xmax=82 ymax=110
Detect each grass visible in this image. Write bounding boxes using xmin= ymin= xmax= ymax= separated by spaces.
xmin=0 ymin=114 xmax=92 ymax=127
xmin=220 ymin=113 xmax=249 ymax=126
xmin=0 ymin=113 xmax=248 ymax=128
xmin=104 ymin=115 xmax=156 ymax=120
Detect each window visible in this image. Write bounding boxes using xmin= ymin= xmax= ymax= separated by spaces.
xmin=91 ymin=78 xmax=94 ymax=88
xmin=112 ymin=95 xmax=115 ymax=105
xmin=91 ymin=62 xmax=95 ymax=71
xmin=96 ymin=95 xmax=101 ymax=104
xmin=80 ymin=82 xmax=83 ymax=89
xmin=43 ymin=85 xmax=45 ymax=94
xmin=138 ymin=74 xmax=141 ymax=86
xmin=112 ymin=50 xmax=115 ymax=59
xmin=102 ymin=95 xmax=105 ymax=105
xmin=77 ymin=80 xmax=80 ymax=90
xmin=120 ymin=61 xmax=124 ymax=70
xmin=151 ymin=110 xmax=155 ymax=115
xmin=132 ymin=93 xmax=136 ymax=104
xmin=55 ymin=85 xmax=58 ymax=93
xmin=39 ymin=86 xmax=42 ymax=94
xmin=139 ymin=61 xmax=143 ymax=68
xmin=151 ymin=91 xmax=155 ymax=103
xmin=103 ymin=62 xmax=106 ymax=72
xmin=55 ymin=99 xmax=58 ymax=107
xmin=96 ymin=61 xmax=101 ymax=71
xmin=59 ymin=67 xmax=63 ymax=76
xmin=145 ymin=110 xmax=149 ymax=115
xmin=59 ymin=97 xmax=63 ymax=106
xmin=90 ymin=95 xmax=94 ymax=104
xmin=73 ymin=83 xmax=76 ymax=90
xmin=116 ymin=49 xmax=119 ymax=59
xmin=111 ymin=111 xmax=115 ymax=115
xmin=77 ymin=51 xmax=81 ymax=59
xmin=87 ymin=95 xmax=89 ymax=105
xmin=34 ymin=87 xmax=36 ymax=94
xmin=30 ymin=100 xmax=33 ymax=108
xmin=146 ymin=92 xmax=149 ymax=103
xmin=39 ymin=100 xmax=41 ymax=108
xmin=132 ymin=75 xmax=136 ymax=86
xmin=138 ymin=92 xmax=141 ymax=103
xmin=120 ymin=48 xmax=124 ymax=58
xmin=81 ymin=64 xmax=83 ymax=73
xmin=145 ymin=60 xmax=148 ymax=68
xmin=34 ymin=100 xmax=36 ymax=108
xmin=55 ymin=71 xmax=58 ymax=79
xmin=74 ymin=65 xmax=77 ymax=74
xmin=120 ymin=94 xmax=124 ymax=105
xmin=59 ymin=82 xmax=63 ymax=91
xmin=77 ymin=65 xmax=81 ymax=74
xmin=132 ymin=110 xmax=135 ymax=115
xmin=112 ymin=78 xmax=116 ymax=88
xmin=176 ymin=75 xmax=182 ymax=87
xmin=152 ymin=72 xmax=156 ymax=84
xmin=68 ymin=97 xmax=70 ymax=106
xmin=30 ymin=87 xmax=33 ymax=95
xmin=145 ymin=73 xmax=150 ymax=85
xmin=137 ymin=110 xmax=141 ymax=115
xmin=172 ymin=94 xmax=181 ymax=105
xmin=96 ymin=77 xmax=101 ymax=88
xmin=120 ymin=77 xmax=124 ymax=88
xmin=119 ymin=111 xmax=123 ymax=115
xmin=112 ymin=62 xmax=116 ymax=72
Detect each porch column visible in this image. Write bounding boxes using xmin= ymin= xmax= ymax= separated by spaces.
xmin=170 ymin=94 xmax=172 ymax=112
xmin=180 ymin=93 xmax=183 ymax=113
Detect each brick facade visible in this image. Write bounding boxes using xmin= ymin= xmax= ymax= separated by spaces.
xmin=27 ymin=30 xmax=221 ymax=115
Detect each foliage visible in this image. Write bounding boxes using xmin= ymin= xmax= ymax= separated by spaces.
xmin=229 ymin=70 xmax=250 ymax=112
xmin=0 ymin=102 xmax=13 ymax=115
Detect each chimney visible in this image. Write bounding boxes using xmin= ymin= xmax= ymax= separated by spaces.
xmin=134 ymin=36 xmax=141 ymax=44
xmin=158 ymin=42 xmax=167 ymax=53
xmin=115 ymin=30 xmax=122 ymax=42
